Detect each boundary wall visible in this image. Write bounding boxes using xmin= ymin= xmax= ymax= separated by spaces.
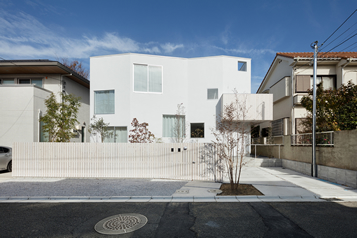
xmin=13 ymin=142 xmax=220 ymax=181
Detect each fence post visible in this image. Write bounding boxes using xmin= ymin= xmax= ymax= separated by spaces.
xmin=255 ymin=145 xmax=256 ymax=158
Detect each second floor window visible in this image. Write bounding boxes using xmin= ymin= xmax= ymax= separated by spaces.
xmin=134 ymin=64 xmax=162 ymax=93
xmin=94 ymin=90 xmax=115 ymax=114
xmin=296 ymin=75 xmax=336 ymax=93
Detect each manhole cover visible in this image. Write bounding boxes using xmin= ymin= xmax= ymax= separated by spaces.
xmin=94 ymin=213 xmax=148 ymax=235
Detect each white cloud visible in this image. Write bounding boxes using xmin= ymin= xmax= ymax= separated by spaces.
xmin=0 ymin=11 xmax=185 ymax=60
xmin=160 ymin=43 xmax=184 ymax=53
xmin=214 ymin=46 xmax=276 ymax=56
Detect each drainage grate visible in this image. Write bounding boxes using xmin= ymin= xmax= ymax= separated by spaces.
xmin=175 ymin=189 xmax=189 ymax=194
xmin=94 ymin=213 xmax=148 ymax=235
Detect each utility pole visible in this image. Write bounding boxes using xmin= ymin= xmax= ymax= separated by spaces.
xmin=311 ymin=41 xmax=318 ymax=177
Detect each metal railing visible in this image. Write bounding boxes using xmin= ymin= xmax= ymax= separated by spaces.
xmin=291 ymin=131 xmax=334 ymax=146
xmin=251 ymin=135 xmax=284 ymax=145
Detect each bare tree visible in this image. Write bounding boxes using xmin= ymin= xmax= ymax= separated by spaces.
xmin=58 ymin=58 xmax=89 ymax=78
xmin=173 ymin=103 xmax=186 ymax=143
xmin=211 ymin=92 xmax=251 ymax=190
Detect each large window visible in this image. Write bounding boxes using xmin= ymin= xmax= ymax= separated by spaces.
xmin=94 ymin=90 xmax=115 ymax=114
xmin=103 ymin=127 xmax=127 ymax=143
xmin=296 ymin=75 xmax=336 ymax=92
xmin=163 ymin=115 xmax=185 ymax=137
xmin=207 ymin=88 xmax=218 ymax=100
xmin=134 ymin=64 xmax=162 ymax=93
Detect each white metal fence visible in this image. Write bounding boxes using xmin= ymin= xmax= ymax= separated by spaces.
xmin=13 ymin=142 xmax=220 ymax=181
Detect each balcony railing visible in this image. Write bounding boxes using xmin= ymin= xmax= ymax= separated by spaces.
xmin=291 ymin=131 xmax=334 ymax=146
xmin=251 ymin=135 xmax=284 ymax=145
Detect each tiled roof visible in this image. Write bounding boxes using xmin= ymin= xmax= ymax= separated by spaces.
xmin=277 ymin=52 xmax=357 ymax=59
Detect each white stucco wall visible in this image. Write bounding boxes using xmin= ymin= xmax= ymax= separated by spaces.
xmin=90 ymin=53 xmax=254 ymax=143
xmin=0 ymin=72 xmax=89 ymax=146
xmin=0 ymin=85 xmax=51 ymax=147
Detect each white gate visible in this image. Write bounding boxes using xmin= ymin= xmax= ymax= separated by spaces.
xmin=13 ymin=142 xmax=221 ymax=181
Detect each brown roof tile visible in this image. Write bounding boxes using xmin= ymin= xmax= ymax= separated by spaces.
xmin=277 ymin=52 xmax=357 ymax=59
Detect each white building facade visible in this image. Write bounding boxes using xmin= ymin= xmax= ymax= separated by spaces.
xmin=90 ymin=53 xmax=272 ymax=143
xmin=0 ymin=60 xmax=90 ymax=147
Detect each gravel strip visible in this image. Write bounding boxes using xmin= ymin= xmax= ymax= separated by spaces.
xmin=0 ymin=178 xmax=188 ymax=197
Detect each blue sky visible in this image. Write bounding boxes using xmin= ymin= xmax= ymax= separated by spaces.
xmin=0 ymin=0 xmax=356 ymax=92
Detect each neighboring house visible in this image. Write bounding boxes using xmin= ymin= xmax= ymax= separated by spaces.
xmin=256 ymin=52 xmax=357 ymax=136
xmin=90 ymin=53 xmax=272 ymax=146
xmin=0 ymin=60 xmax=90 ymax=147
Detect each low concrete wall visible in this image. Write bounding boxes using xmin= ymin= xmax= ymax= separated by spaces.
xmin=282 ymin=159 xmax=357 ymax=188
xmin=252 ymin=130 xmax=357 ymax=171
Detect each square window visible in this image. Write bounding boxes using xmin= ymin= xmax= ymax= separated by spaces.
xmin=238 ymin=61 xmax=247 ymax=71
xmin=94 ymin=90 xmax=115 ymax=114
xmin=134 ymin=64 xmax=162 ymax=93
xmin=207 ymin=88 xmax=218 ymax=99
xmin=191 ymin=123 xmax=204 ymax=138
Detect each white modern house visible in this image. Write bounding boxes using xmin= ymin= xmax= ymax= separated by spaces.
xmin=90 ymin=53 xmax=272 ymax=145
xmin=256 ymin=52 xmax=357 ymax=136
xmin=0 ymin=60 xmax=90 ymax=147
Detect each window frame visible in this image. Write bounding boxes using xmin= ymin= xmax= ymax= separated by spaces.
xmin=94 ymin=89 xmax=115 ymax=115
xmin=190 ymin=123 xmax=205 ymax=138
xmin=0 ymin=78 xmax=15 ymax=85
xmin=238 ymin=61 xmax=247 ymax=72
xmin=162 ymin=114 xmax=185 ymax=138
xmin=103 ymin=126 xmax=127 ymax=143
xmin=207 ymin=88 xmax=218 ymax=100
xmin=133 ymin=63 xmax=163 ymax=94
xmin=295 ymin=75 xmax=336 ymax=93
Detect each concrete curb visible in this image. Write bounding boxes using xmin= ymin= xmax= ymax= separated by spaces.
xmin=1 ymin=195 xmax=355 ymax=203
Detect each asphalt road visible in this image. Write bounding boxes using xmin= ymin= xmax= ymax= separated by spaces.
xmin=1 ymin=202 xmax=357 ymax=238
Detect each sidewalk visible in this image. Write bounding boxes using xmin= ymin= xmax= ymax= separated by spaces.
xmin=0 ymin=167 xmax=356 ymax=203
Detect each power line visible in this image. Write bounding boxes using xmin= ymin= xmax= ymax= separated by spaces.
xmin=319 ymin=33 xmax=357 ymax=57
xmin=321 ymin=9 xmax=357 ymax=46
xmin=320 ymin=21 xmax=357 ymax=51
xmin=340 ymin=41 xmax=357 ymax=51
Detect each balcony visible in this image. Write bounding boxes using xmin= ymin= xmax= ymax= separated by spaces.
xmin=219 ymin=93 xmax=273 ymax=123
xmin=269 ymin=76 xmax=290 ymax=102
